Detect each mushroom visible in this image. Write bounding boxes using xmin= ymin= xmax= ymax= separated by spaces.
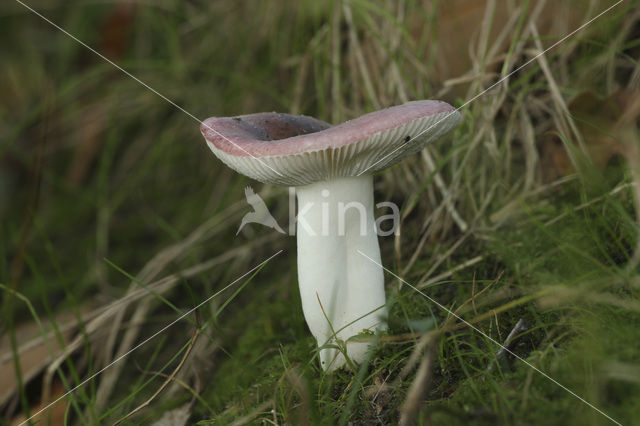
xmin=201 ymin=101 xmax=461 ymax=370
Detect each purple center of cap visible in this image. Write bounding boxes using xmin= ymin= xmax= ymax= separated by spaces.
xmin=200 ymin=100 xmax=456 ymax=157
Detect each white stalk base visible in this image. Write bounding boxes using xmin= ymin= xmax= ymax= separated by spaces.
xmin=295 ymin=175 xmax=387 ymax=371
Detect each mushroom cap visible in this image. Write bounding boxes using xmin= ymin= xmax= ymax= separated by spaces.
xmin=201 ymin=100 xmax=461 ymax=186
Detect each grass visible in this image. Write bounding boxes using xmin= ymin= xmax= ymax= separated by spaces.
xmin=1 ymin=0 xmax=640 ymax=424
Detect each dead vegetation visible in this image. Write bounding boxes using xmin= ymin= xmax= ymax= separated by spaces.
xmin=2 ymin=0 xmax=639 ymax=424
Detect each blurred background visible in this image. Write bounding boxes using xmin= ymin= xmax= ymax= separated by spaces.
xmin=1 ymin=0 xmax=639 ymax=424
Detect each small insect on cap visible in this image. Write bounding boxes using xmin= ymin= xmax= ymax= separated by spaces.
xmin=200 ymin=100 xmax=462 ymax=186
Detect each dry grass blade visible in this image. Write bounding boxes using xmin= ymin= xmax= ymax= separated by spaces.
xmin=398 ymin=333 xmax=438 ymax=426
xmin=40 ymin=231 xmax=275 ymax=413
xmin=418 ymin=255 xmax=484 ymax=289
xmin=90 ymin=197 xmax=261 ymax=411
xmin=417 ymin=232 xmax=471 ymax=284
xmin=421 ymin=149 xmax=469 ymax=233
xmin=150 ymin=402 xmax=193 ymax=426
xmin=4 ymin=0 xmax=637 ymax=423
xmin=228 ymin=399 xmax=275 ymax=426
xmin=396 ymin=333 xmax=432 ymax=382
xmin=343 ymin=1 xmax=380 ymax=109
xmin=616 ymin=93 xmax=640 ymax=269
xmin=0 ymin=307 xmax=96 ymax=407
xmin=284 ymin=366 xmax=311 ymax=426
xmin=486 ymin=318 xmax=528 ymax=373
xmin=330 ymin=0 xmax=342 ymax=123
xmin=529 ymin=23 xmax=587 ymax=156
xmin=113 ymin=320 xmax=200 ymax=425
xmin=291 ymin=26 xmax=328 ymax=115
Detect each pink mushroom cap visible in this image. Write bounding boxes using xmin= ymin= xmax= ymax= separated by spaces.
xmin=201 ymin=100 xmax=461 ymax=186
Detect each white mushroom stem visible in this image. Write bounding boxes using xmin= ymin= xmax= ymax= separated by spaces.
xmin=295 ymin=175 xmax=387 ymax=370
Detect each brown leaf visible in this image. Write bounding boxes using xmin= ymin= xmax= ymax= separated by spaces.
xmin=541 ymin=89 xmax=640 ymax=180
xmin=0 ymin=304 xmax=97 ymax=413
xmin=410 ymin=0 xmax=583 ymax=97
xmin=10 ymin=380 xmax=68 ymax=426
xmin=0 ymin=312 xmax=77 ymax=407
